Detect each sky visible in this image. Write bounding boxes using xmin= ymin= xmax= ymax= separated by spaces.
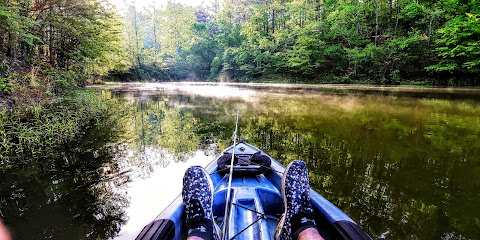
xmin=108 ymin=0 xmax=215 ymax=11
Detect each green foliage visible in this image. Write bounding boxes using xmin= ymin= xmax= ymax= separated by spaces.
xmin=0 ymin=89 xmax=119 ymax=163
xmin=52 ymin=70 xmax=78 ymax=94
xmin=346 ymin=33 xmax=432 ymax=84
xmin=0 ymin=0 xmax=126 ymax=88
xmin=0 ymin=76 xmax=12 ymax=94
xmin=427 ymin=13 xmax=480 ymax=77
xmin=1 ymin=0 xmax=467 ymax=85
xmin=400 ymin=2 xmax=425 ymax=21
xmin=0 ymin=3 xmax=40 ymax=50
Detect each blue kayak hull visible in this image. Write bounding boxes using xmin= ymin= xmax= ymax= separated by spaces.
xmin=137 ymin=142 xmax=371 ymax=240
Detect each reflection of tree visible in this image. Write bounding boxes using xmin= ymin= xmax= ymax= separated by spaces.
xmin=109 ymin=90 xmax=479 ymax=239
xmin=114 ymin=98 xmax=201 ymax=178
xmin=227 ymin=95 xmax=480 ymax=239
xmin=0 ymin=116 xmax=129 ymax=239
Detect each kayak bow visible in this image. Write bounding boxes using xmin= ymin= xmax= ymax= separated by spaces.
xmin=136 ymin=142 xmax=371 ymax=240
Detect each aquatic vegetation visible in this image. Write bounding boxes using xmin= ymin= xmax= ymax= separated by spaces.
xmin=0 ymin=89 xmax=120 ymax=167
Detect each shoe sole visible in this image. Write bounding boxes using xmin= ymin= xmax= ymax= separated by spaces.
xmin=199 ymin=167 xmax=222 ymax=239
xmin=274 ymin=160 xmax=297 ymax=240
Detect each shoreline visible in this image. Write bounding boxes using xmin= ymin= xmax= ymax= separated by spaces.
xmin=101 ymin=82 xmax=480 ymax=101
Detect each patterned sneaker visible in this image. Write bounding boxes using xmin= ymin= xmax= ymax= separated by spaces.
xmin=274 ymin=160 xmax=317 ymax=240
xmin=182 ymin=166 xmax=221 ymax=240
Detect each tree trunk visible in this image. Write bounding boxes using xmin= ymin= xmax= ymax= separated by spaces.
xmin=133 ymin=6 xmax=140 ymax=65
xmin=265 ymin=4 xmax=269 ymax=34
xmin=214 ymin=0 xmax=219 ymax=20
xmin=8 ymin=32 xmax=16 ymax=59
xmin=375 ymin=0 xmax=379 ymax=46
xmin=272 ymin=7 xmax=275 ymax=34
xmin=395 ymin=1 xmax=400 ymax=34
xmin=389 ymin=0 xmax=392 ymax=30
xmin=428 ymin=15 xmax=433 ymax=45
xmin=132 ymin=5 xmax=140 ymax=79
xmin=153 ymin=8 xmax=157 ymax=58
xmin=355 ymin=0 xmax=359 ymax=34
xmin=49 ymin=2 xmax=54 ymax=66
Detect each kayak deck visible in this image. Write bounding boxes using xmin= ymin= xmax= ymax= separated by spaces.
xmin=137 ymin=142 xmax=371 ymax=240
xmin=212 ymin=172 xmax=283 ymax=239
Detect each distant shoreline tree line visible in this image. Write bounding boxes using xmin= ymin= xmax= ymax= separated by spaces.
xmin=119 ymin=0 xmax=480 ymax=86
xmin=1 ymin=0 xmax=479 ymax=88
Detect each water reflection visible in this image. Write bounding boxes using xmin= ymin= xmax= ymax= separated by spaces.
xmin=113 ymin=85 xmax=480 ymax=239
xmin=107 ymin=96 xmax=221 ymax=239
xmin=114 ymin=97 xmax=204 ymax=178
xmin=114 ymin=85 xmax=480 ymax=239
xmin=1 ymin=83 xmax=479 ymax=239
xmin=234 ymin=95 xmax=480 ymax=239
xmin=0 ymin=117 xmax=130 ymax=239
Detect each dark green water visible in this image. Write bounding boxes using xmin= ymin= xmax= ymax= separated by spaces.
xmin=1 ymin=83 xmax=479 ymax=239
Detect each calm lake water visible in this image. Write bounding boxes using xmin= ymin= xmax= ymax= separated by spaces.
xmin=1 ymin=83 xmax=479 ymax=239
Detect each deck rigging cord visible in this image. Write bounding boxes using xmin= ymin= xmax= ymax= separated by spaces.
xmin=222 ymin=108 xmax=239 ymax=240
xmin=219 ymin=111 xmax=277 ymax=239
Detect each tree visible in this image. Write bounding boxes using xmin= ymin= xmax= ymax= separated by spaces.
xmin=110 ymin=0 xmax=480 ymax=85
xmin=0 ymin=0 xmax=126 ymax=87
xmin=427 ymin=13 xmax=480 ymax=83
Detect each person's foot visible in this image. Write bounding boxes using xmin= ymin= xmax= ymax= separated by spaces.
xmin=182 ymin=166 xmax=221 ymax=240
xmin=275 ymin=160 xmax=317 ymax=240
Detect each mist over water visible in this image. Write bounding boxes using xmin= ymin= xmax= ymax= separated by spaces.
xmin=1 ymin=83 xmax=479 ymax=239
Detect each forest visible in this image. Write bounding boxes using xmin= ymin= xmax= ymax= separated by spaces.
xmin=1 ymin=0 xmax=479 ymax=92
xmin=119 ymin=0 xmax=480 ymax=85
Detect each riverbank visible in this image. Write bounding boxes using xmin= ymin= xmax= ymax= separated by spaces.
xmin=0 ymin=88 xmax=118 ymax=168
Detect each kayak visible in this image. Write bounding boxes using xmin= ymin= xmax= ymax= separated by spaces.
xmin=136 ymin=142 xmax=371 ymax=240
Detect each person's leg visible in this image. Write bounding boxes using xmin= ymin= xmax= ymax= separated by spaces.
xmin=298 ymin=228 xmax=324 ymax=240
xmin=274 ymin=160 xmax=325 ymax=240
xmin=187 ymin=237 xmax=205 ymax=240
xmin=0 ymin=219 xmax=12 ymax=240
xmin=183 ymin=166 xmax=220 ymax=240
